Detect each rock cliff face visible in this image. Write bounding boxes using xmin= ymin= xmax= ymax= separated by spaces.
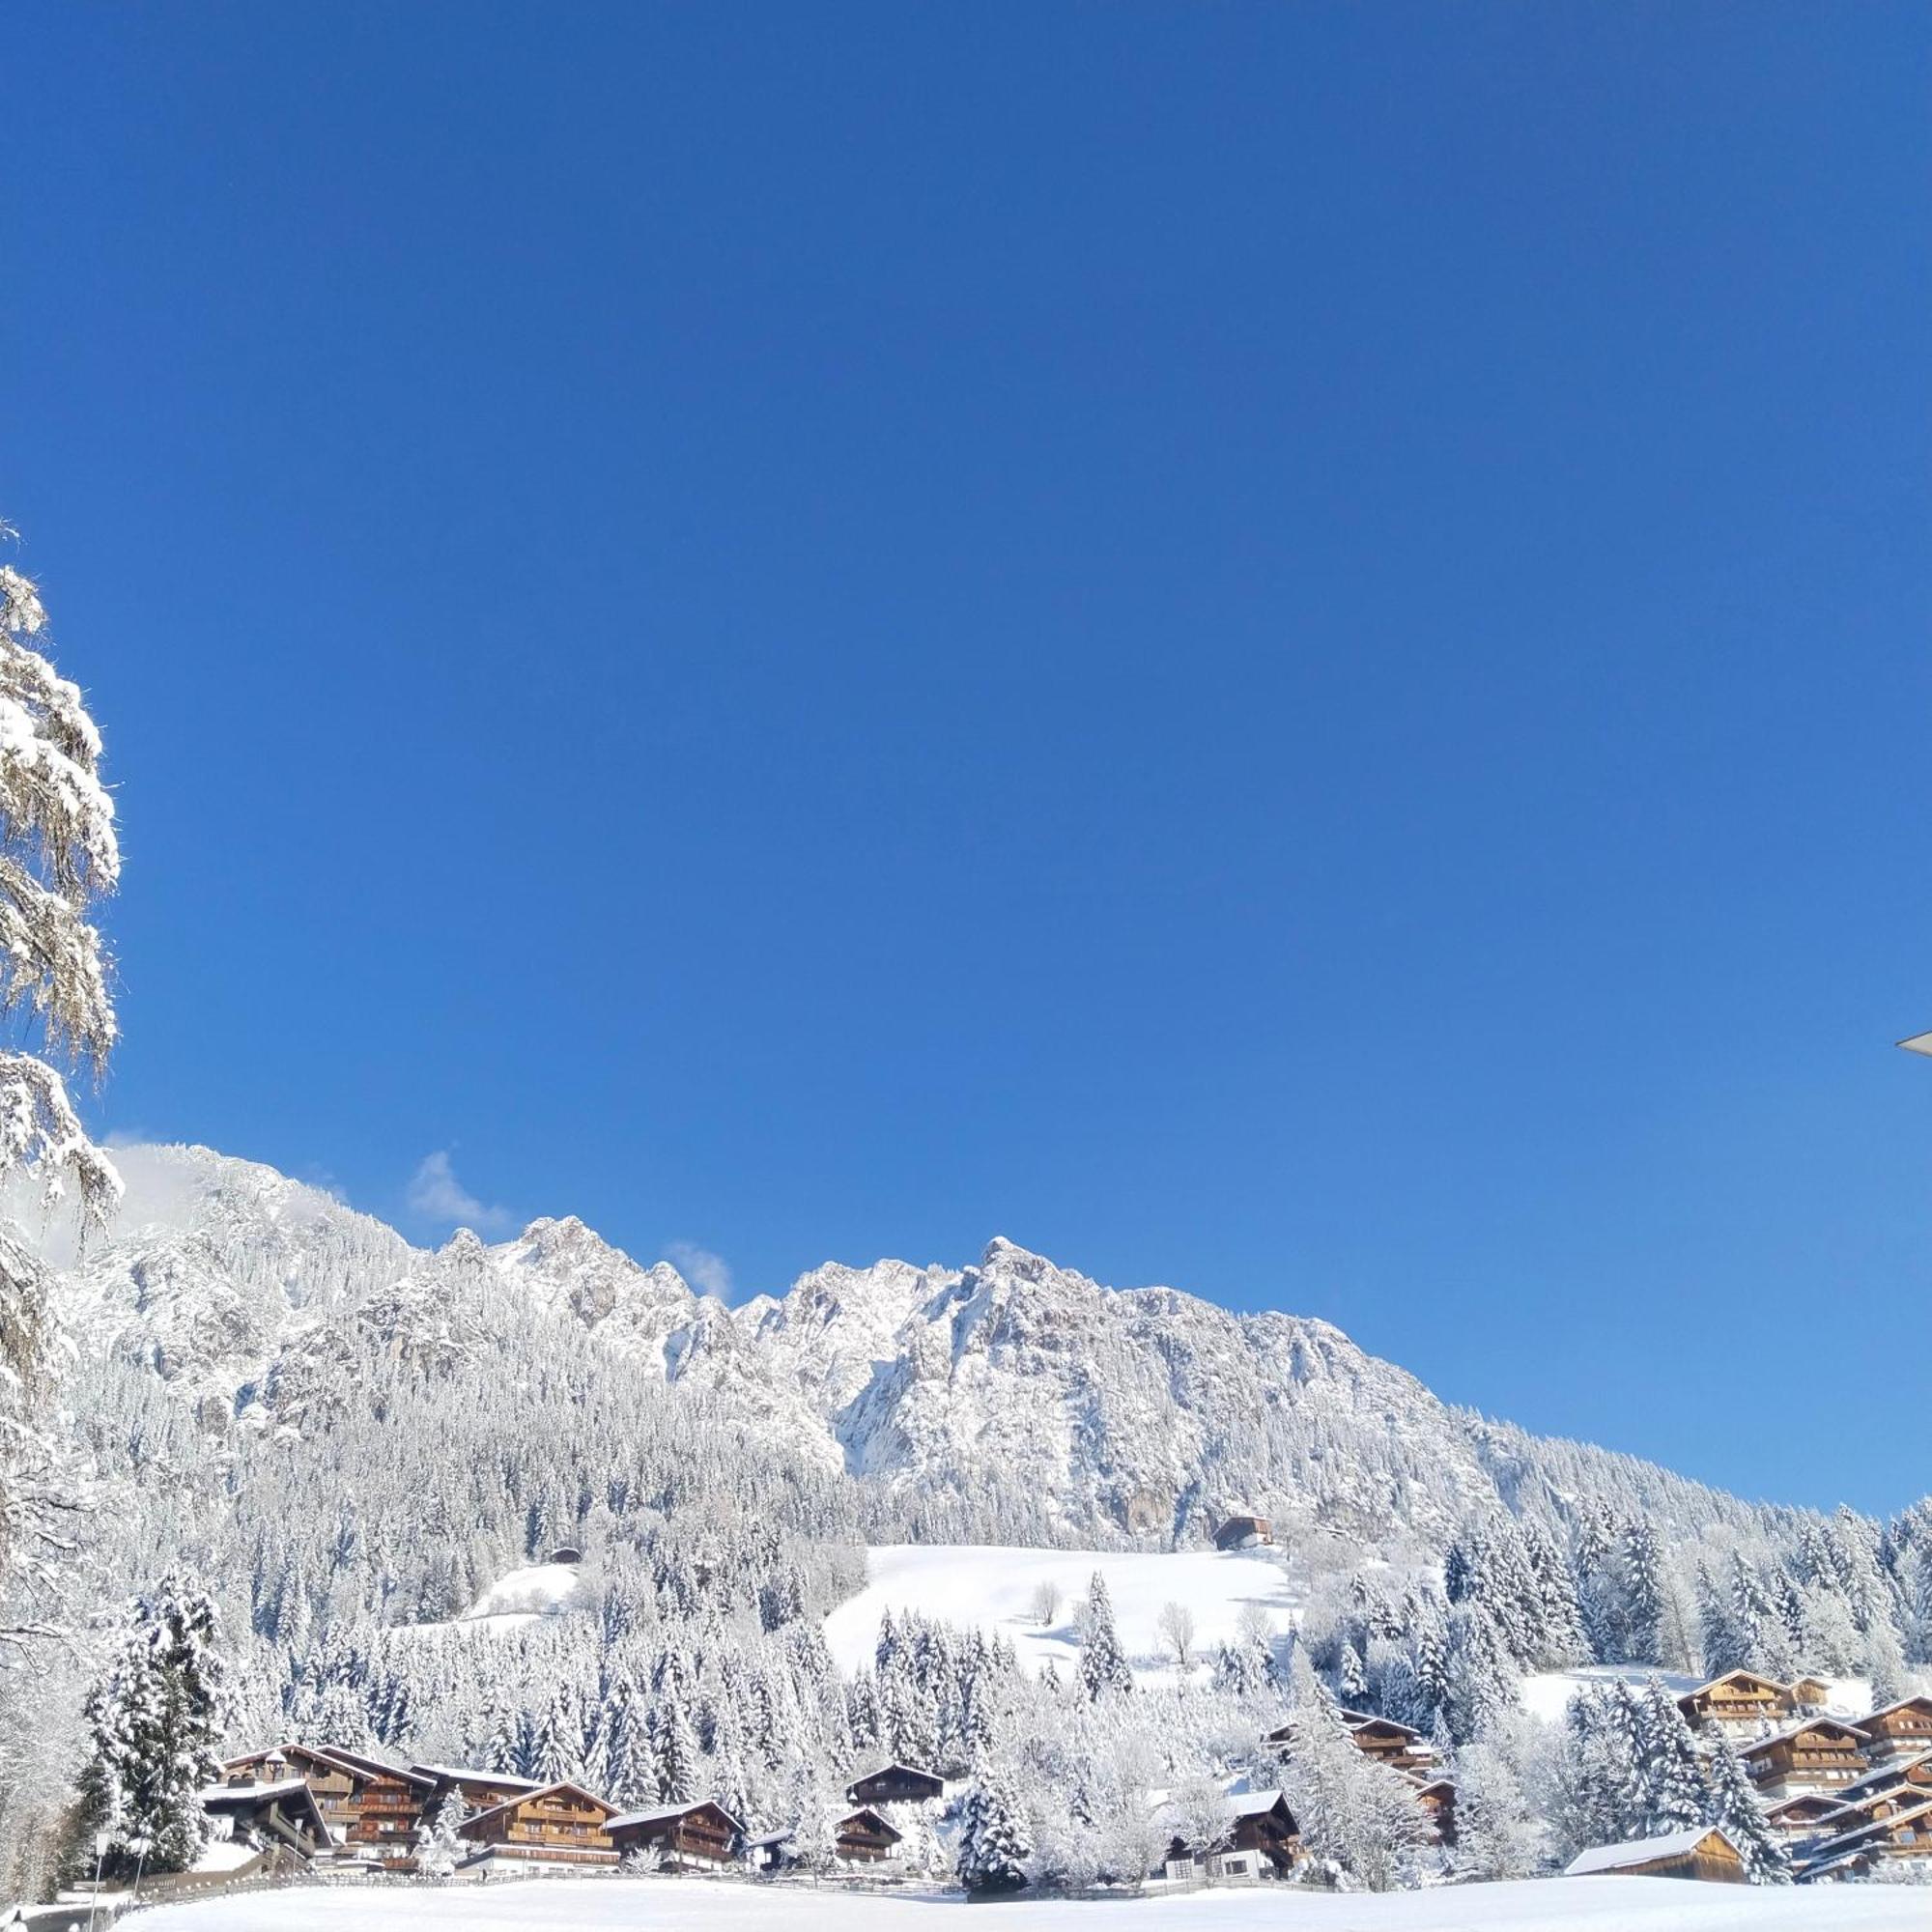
xmin=39 ymin=1142 xmax=1749 ymax=1547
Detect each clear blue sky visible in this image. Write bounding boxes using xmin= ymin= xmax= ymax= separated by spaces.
xmin=10 ymin=5 xmax=1929 ymax=1515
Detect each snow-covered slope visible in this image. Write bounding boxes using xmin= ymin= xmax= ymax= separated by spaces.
xmin=131 ymin=1870 xmax=1932 ymax=1931
xmin=824 ymin=1544 xmax=1300 ymax=1687
xmin=36 ymin=1142 xmax=1786 ymax=1549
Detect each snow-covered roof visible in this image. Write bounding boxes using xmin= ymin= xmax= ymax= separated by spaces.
xmin=413 ymin=1763 xmax=543 ymax=1790
xmin=1860 ymin=1694 xmax=1932 ymax=1724
xmin=1847 ymin=1748 xmax=1932 ymax=1794
xmin=1678 ymin=1669 xmax=1790 ymax=1701
xmin=1228 ymin=1788 xmax=1289 ymax=1819
xmin=202 ymin=1778 xmax=308 ymax=1804
xmin=608 ymin=1800 xmax=744 ymax=1833
xmin=849 ymin=1760 xmax=943 ymax=1782
xmin=1564 ymin=1826 xmax=1734 ymax=1876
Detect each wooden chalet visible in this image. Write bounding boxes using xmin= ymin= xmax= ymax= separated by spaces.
xmin=1803 ymin=1797 xmax=1932 ymax=1876
xmin=456 ymin=1780 xmax=618 ymax=1870
xmin=1564 ymin=1825 xmax=1745 ymax=1884
xmin=1412 ymin=1776 xmax=1458 ymax=1847
xmin=1675 ymin=1669 xmax=1798 ymax=1732
xmin=1344 ymin=1715 xmax=1435 ymax=1776
xmin=1224 ymin=1790 xmax=1299 ymax=1873
xmin=608 ymin=1800 xmax=743 ymax=1870
xmin=1857 ymin=1696 xmax=1932 ymax=1763
xmin=1212 ymin=1515 xmax=1272 ymax=1552
xmin=1738 ymin=1717 xmax=1869 ymax=1798
xmin=199 ymin=1778 xmax=331 ymax=1866
xmin=1762 ymin=1792 xmax=1845 ymax=1846
xmin=219 ymin=1744 xmax=431 ymax=1862
xmin=746 ymin=1806 xmax=902 ymax=1872
xmin=1790 ymin=1675 xmax=1832 ymax=1710
xmin=846 ymin=1762 xmax=946 ymax=1806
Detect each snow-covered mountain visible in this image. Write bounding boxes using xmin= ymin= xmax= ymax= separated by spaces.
xmin=38 ymin=1142 xmax=1767 ymax=1549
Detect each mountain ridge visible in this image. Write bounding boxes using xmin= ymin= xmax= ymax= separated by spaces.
xmin=36 ymin=1140 xmax=1795 ymax=1550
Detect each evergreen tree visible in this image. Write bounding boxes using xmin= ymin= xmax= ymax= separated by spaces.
xmin=954 ymin=1766 xmax=1031 ymax=1893
xmin=1702 ymin=1734 xmax=1791 ymax=1885
xmin=74 ymin=1581 xmax=225 ymax=1878
xmin=1636 ymin=1679 xmax=1707 ymax=1834
xmin=1074 ymin=1575 xmax=1133 ymax=1702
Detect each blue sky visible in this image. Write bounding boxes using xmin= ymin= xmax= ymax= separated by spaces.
xmin=10 ymin=4 xmax=1928 ymax=1515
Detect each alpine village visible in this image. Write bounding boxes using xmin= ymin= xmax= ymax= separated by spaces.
xmin=134 ymin=1525 xmax=1932 ymax=1911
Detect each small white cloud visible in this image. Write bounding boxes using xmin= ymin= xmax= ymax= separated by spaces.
xmin=664 ymin=1239 xmax=733 ymax=1300
xmin=407 ymin=1151 xmax=515 ymax=1236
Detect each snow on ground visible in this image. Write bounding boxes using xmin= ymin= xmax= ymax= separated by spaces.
xmin=824 ymin=1545 xmax=1299 ymax=1687
xmin=136 ymin=1874 xmax=1932 ymax=1932
xmin=1519 ymin=1666 xmax=1875 ymax=1726
xmin=397 ymin=1559 xmax=586 ymax=1639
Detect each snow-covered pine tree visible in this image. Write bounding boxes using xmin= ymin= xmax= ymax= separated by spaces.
xmin=954 ymin=1764 xmax=1031 ymax=1893
xmin=1636 ymin=1678 xmax=1708 ymax=1834
xmin=1702 ymin=1732 xmax=1790 ymax=1885
xmin=1075 ymin=1575 xmax=1133 ymax=1702
xmin=415 ymin=1788 xmax=471 ymax=1879
xmin=73 ymin=1580 xmax=224 ymax=1877
xmin=0 ymin=534 xmax=121 ymax=1629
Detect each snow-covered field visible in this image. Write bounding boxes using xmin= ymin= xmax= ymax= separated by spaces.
xmin=824 ymin=1545 xmax=1299 ymax=1686
xmin=136 ymin=1874 xmax=1932 ymax=1932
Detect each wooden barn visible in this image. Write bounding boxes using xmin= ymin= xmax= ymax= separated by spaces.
xmin=1739 ymin=1718 xmax=1869 ymax=1798
xmin=607 ymin=1800 xmax=743 ymax=1871
xmin=456 ymin=1780 xmax=618 ymax=1869
xmin=1564 ymin=1825 xmax=1745 ymax=1884
xmin=1212 ymin=1515 xmax=1272 ymax=1552
xmin=1857 ymin=1696 xmax=1932 ymax=1764
xmin=1675 ymin=1669 xmax=1797 ymax=1731
xmin=846 ymin=1762 xmax=946 ymax=1806
xmin=1223 ymin=1789 xmax=1299 ymax=1873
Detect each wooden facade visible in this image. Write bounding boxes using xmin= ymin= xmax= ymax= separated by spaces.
xmin=1805 ymin=1798 xmax=1932 ymax=1875
xmin=1345 ymin=1717 xmax=1435 ymax=1776
xmin=833 ymin=1807 xmax=902 ymax=1863
xmin=608 ymin=1800 xmax=743 ymax=1871
xmin=412 ymin=1764 xmax=545 ymax=1814
xmin=846 ymin=1762 xmax=946 ymax=1807
xmin=220 ymin=1745 xmax=430 ymax=1862
xmin=1762 ymin=1792 xmax=1844 ymax=1843
xmin=1857 ymin=1697 xmax=1932 ymax=1763
xmin=1739 ymin=1719 xmax=1869 ymax=1798
xmin=1566 ymin=1826 xmax=1745 ymax=1884
xmin=1226 ymin=1790 xmax=1299 ymax=1872
xmin=1675 ymin=1669 xmax=1798 ymax=1731
xmin=457 ymin=1781 xmax=618 ymax=1869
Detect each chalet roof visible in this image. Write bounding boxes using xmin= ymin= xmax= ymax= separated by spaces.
xmin=1740 ymin=1717 xmax=1870 ymax=1754
xmin=1847 ymin=1748 xmax=1932 ymax=1795
xmin=412 ymin=1763 xmax=543 ymax=1791
xmin=1564 ymin=1826 xmax=1736 ymax=1876
xmin=1347 ymin=1716 xmax=1426 ymax=1742
xmin=1678 ymin=1669 xmax=1791 ymax=1702
xmin=1228 ymin=1788 xmax=1291 ymax=1820
xmin=848 ymin=1760 xmax=943 ymax=1783
xmin=203 ymin=1778 xmax=309 ymax=1804
xmin=608 ymin=1799 xmax=745 ymax=1833
xmin=1859 ymin=1694 xmax=1932 ymax=1726
xmin=319 ymin=1743 xmax=434 ymax=1787
xmin=461 ymin=1780 xmax=613 ymax=1831
xmin=1412 ymin=1777 xmax=1457 ymax=1798
xmin=1764 ymin=1793 xmax=1842 ymax=1819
